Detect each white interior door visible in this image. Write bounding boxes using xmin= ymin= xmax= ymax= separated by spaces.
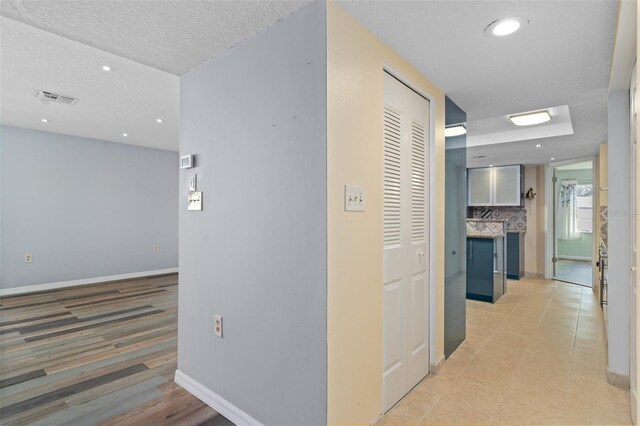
xmin=383 ymin=72 xmax=430 ymax=412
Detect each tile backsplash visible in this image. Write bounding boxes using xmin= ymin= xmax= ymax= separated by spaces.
xmin=471 ymin=207 xmax=527 ymax=232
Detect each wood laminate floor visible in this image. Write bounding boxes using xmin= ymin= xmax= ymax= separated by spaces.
xmin=0 ymin=274 xmax=234 ymax=426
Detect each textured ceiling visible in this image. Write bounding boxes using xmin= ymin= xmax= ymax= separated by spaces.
xmin=0 ymin=0 xmax=312 ymax=75
xmin=1 ymin=17 xmax=180 ymax=151
xmin=1 ymin=0 xmax=619 ymax=160
xmin=338 ymin=0 xmax=618 ymax=167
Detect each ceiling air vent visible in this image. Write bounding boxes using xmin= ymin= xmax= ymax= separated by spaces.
xmin=36 ymin=90 xmax=79 ymax=105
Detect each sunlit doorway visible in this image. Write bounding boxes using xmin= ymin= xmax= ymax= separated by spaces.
xmin=552 ymin=160 xmax=595 ymax=287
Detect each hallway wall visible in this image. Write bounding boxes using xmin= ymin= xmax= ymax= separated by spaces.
xmin=177 ymin=3 xmax=328 ymax=424
xmin=326 ymin=3 xmax=445 ymax=423
xmin=607 ymin=89 xmax=631 ymax=379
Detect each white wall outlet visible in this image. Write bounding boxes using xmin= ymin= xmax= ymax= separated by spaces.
xmin=214 ymin=314 xmax=223 ymax=338
xmin=188 ymin=174 xmax=197 ymax=192
xmin=24 ymin=253 xmax=33 ymax=263
xmin=153 ymin=245 xmax=160 ymax=253
xmin=344 ymin=185 xmax=366 ymax=212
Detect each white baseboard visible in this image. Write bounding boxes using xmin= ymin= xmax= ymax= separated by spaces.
xmin=430 ymin=355 xmax=446 ymax=375
xmin=370 ymin=413 xmax=383 ymax=425
xmin=607 ymin=369 xmax=630 ymax=389
xmin=175 ymin=369 xmax=264 ymax=426
xmin=632 ymin=389 xmax=637 ymax=425
xmin=524 ymin=272 xmax=545 ymax=279
xmin=0 ymin=268 xmax=178 ymax=297
xmin=558 ymin=255 xmax=592 ymax=261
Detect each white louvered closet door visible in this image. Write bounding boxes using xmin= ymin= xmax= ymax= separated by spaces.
xmin=382 ymin=72 xmax=430 ymax=412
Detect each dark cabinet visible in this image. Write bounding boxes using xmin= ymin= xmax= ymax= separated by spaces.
xmin=467 ymin=237 xmax=506 ymax=303
xmin=506 ymin=232 xmax=525 ymax=280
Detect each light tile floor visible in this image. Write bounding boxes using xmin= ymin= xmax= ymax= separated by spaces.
xmin=377 ymin=277 xmax=632 ymax=425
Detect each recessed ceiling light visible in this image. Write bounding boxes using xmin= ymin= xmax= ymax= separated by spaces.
xmin=510 ymin=110 xmax=551 ymax=126
xmin=41 ymin=118 xmax=48 ymax=123
xmin=445 ymin=124 xmax=467 ymax=137
xmin=550 ymin=157 xmax=556 ymax=161
xmin=156 ymin=118 xmax=163 ymax=123
xmin=485 ymin=17 xmax=528 ymax=37
xmin=122 ymin=133 xmax=128 ymax=137
xmin=536 ymin=144 xmax=542 ymax=148
xmin=489 ymin=165 xmax=494 ymax=168
xmin=101 ymin=65 xmax=112 ymax=72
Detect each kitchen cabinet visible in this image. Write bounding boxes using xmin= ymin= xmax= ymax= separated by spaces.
xmin=466 ymin=236 xmax=506 ymax=303
xmin=467 ymin=168 xmax=492 ymax=206
xmin=506 ymin=232 xmax=525 ymax=280
xmin=468 ymin=165 xmax=524 ymax=207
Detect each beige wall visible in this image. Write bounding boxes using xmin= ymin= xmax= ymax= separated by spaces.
xmin=536 ymin=165 xmax=547 ymax=276
xmin=326 ymin=2 xmax=446 ymax=424
xmin=523 ymin=165 xmax=540 ymax=275
xmin=599 ymin=144 xmax=609 ymax=207
xmin=521 ymin=164 xmax=546 ymax=276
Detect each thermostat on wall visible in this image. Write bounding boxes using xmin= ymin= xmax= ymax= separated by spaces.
xmin=180 ymin=154 xmax=194 ymax=169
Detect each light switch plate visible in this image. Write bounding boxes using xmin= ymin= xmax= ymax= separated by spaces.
xmin=345 ymin=185 xmax=366 ymax=212
xmin=188 ymin=191 xmax=202 ymax=211
xmin=214 ymin=314 xmax=223 ymax=338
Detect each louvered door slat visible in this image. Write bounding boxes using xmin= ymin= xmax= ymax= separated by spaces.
xmin=411 ymin=121 xmax=426 ymax=242
xmin=384 ymin=106 xmax=402 ymax=246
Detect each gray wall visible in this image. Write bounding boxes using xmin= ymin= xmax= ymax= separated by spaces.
xmin=607 ymin=89 xmax=631 ymax=376
xmin=1 ymin=125 xmax=178 ymax=289
xmin=444 ymin=96 xmax=467 ymax=358
xmin=178 ymin=3 xmax=327 ymax=425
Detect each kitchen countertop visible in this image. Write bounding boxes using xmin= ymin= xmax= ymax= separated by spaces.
xmin=466 ymin=233 xmax=503 ymax=239
xmin=466 ymin=218 xmax=505 ymax=238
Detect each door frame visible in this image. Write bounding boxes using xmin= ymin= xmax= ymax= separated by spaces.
xmin=382 ymin=65 xmax=436 ymax=390
xmin=544 ymin=156 xmax=597 ymax=286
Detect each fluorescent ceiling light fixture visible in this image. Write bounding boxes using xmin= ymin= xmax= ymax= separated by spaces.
xmin=41 ymin=118 xmax=48 ymax=123
xmin=101 ymin=65 xmax=112 ymax=71
xmin=510 ymin=110 xmax=551 ymax=126
xmin=445 ymin=124 xmax=467 ymax=137
xmin=485 ymin=17 xmax=527 ymax=37
xmin=156 ymin=118 xmax=163 ymax=123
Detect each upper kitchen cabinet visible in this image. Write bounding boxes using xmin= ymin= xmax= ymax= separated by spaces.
xmin=468 ymin=167 xmax=493 ymax=206
xmin=468 ymin=165 xmax=524 ymax=207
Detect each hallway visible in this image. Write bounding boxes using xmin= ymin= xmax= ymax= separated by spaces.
xmin=378 ymin=277 xmax=631 ymax=425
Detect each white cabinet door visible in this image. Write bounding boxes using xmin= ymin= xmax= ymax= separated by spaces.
xmin=493 ymin=165 xmax=521 ymax=206
xmin=468 ymin=168 xmax=492 ymax=206
xmin=383 ymin=72 xmax=430 ymax=413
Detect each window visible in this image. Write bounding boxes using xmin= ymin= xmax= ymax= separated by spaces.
xmin=576 ymin=184 xmax=593 ymax=233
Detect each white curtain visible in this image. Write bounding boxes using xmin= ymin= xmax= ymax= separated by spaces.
xmin=558 ymin=179 xmax=580 ymax=240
